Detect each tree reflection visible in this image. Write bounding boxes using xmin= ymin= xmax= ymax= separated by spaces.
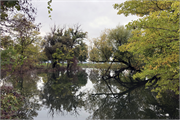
xmin=85 ymin=69 xmax=179 ymax=119
xmin=1 ymin=68 xmax=178 ymax=119
xmin=3 ymin=71 xmax=42 ymax=119
xmin=40 ymin=68 xmax=88 ymax=117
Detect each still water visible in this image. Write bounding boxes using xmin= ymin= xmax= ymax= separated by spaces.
xmin=1 ymin=68 xmax=179 ymax=119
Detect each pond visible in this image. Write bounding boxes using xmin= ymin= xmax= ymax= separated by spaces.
xmin=1 ymin=68 xmax=179 ymax=119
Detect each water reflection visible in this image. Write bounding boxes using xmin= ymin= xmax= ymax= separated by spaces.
xmin=86 ymin=69 xmax=179 ymax=119
xmin=1 ymin=71 xmax=42 ymax=119
xmin=85 ymin=87 xmax=179 ymax=119
xmin=39 ymin=69 xmax=88 ymax=116
xmin=1 ymin=68 xmax=179 ymax=119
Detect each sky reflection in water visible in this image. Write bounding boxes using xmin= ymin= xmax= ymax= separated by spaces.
xmin=1 ymin=68 xmax=179 ymax=119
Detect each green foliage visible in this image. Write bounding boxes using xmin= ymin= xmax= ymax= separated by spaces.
xmin=113 ymin=0 xmax=173 ymax=17
xmin=23 ymin=44 xmax=42 ymax=66
xmin=0 ymin=86 xmax=25 ymax=119
xmin=38 ymin=51 xmax=48 ymax=63
xmin=89 ymin=47 xmax=101 ymax=62
xmin=1 ymin=47 xmax=18 ymax=66
xmin=94 ymin=30 xmax=114 ymax=61
xmin=116 ymin=1 xmax=179 ymax=97
xmin=42 ymin=25 xmax=87 ymax=68
xmin=0 ymin=1 xmax=20 ymax=20
xmin=89 ymin=29 xmax=113 ymax=62
xmin=47 ymin=0 xmax=53 ymax=19
xmin=0 ymin=0 xmax=37 ymax=36
xmin=0 ymin=35 xmax=14 ymax=49
xmin=1 ymin=13 xmax=42 ymax=72
xmin=89 ymin=26 xmax=132 ymax=63
xmin=108 ymin=25 xmax=131 ymax=49
xmin=75 ymin=42 xmax=88 ymax=63
xmin=1 ymin=47 xmax=26 ymax=72
xmin=53 ymin=47 xmax=74 ymax=66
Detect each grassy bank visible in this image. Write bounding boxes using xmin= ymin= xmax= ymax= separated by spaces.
xmin=37 ymin=62 xmax=122 ymax=69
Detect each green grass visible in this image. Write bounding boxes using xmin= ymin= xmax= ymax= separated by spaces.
xmin=36 ymin=62 xmax=121 ymax=69
xmin=78 ymin=63 xmax=97 ymax=68
xmin=78 ymin=63 xmax=121 ymax=69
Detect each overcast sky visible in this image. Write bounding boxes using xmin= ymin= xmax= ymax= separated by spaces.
xmin=32 ymin=0 xmax=139 ymax=45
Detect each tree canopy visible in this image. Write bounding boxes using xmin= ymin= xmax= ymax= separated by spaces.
xmin=114 ymin=0 xmax=179 ymax=97
xmin=42 ymin=25 xmax=87 ymax=69
xmin=89 ymin=26 xmax=132 ymax=63
xmin=0 ymin=0 xmax=37 ymax=34
xmin=89 ymin=0 xmax=179 ymax=98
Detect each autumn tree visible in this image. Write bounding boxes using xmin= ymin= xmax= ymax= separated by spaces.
xmin=114 ymin=0 xmax=179 ymax=97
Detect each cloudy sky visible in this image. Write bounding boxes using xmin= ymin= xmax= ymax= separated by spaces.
xmin=32 ymin=0 xmax=139 ymax=44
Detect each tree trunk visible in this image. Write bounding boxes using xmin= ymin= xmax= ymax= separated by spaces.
xmin=52 ymin=60 xmax=57 ymax=68
xmin=67 ymin=60 xmax=70 ymax=70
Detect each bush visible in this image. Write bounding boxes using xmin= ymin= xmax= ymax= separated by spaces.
xmin=0 ymin=86 xmax=25 ymax=119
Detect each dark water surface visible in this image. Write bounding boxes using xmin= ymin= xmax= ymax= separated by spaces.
xmin=1 ymin=68 xmax=179 ymax=119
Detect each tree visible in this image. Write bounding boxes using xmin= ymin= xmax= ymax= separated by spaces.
xmin=1 ymin=13 xmax=41 ymax=73
xmin=0 ymin=35 xmax=17 ymax=70
xmin=12 ymin=14 xmax=40 ymax=54
xmin=38 ymin=51 xmax=48 ymax=64
xmin=0 ymin=0 xmax=37 ymax=34
xmin=89 ymin=24 xmax=165 ymax=99
xmin=52 ymin=47 xmax=75 ymax=68
xmin=89 ymin=47 xmax=101 ymax=62
xmin=114 ymin=0 xmax=179 ymax=97
xmin=89 ymin=29 xmax=114 ymax=62
xmin=22 ymin=44 xmax=42 ymax=68
xmin=42 ymin=25 xmax=87 ymax=69
xmin=74 ymin=41 xmax=88 ymax=63
xmin=108 ymin=25 xmax=131 ymax=49
xmin=0 ymin=1 xmax=41 ymax=73
xmin=89 ymin=26 xmax=132 ymax=63
xmin=113 ymin=0 xmax=173 ymax=17
xmin=0 ymin=35 xmax=14 ymax=49
xmin=12 ymin=14 xmax=41 ymax=72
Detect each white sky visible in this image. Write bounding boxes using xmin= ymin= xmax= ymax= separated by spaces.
xmin=32 ymin=0 xmax=140 ymax=45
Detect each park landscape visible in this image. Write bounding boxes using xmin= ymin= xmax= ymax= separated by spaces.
xmin=0 ymin=0 xmax=179 ymax=119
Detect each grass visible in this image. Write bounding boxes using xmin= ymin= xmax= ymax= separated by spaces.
xmin=78 ymin=63 xmax=122 ymax=69
xmin=78 ymin=63 xmax=97 ymax=68
xmin=36 ymin=62 xmax=122 ymax=69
